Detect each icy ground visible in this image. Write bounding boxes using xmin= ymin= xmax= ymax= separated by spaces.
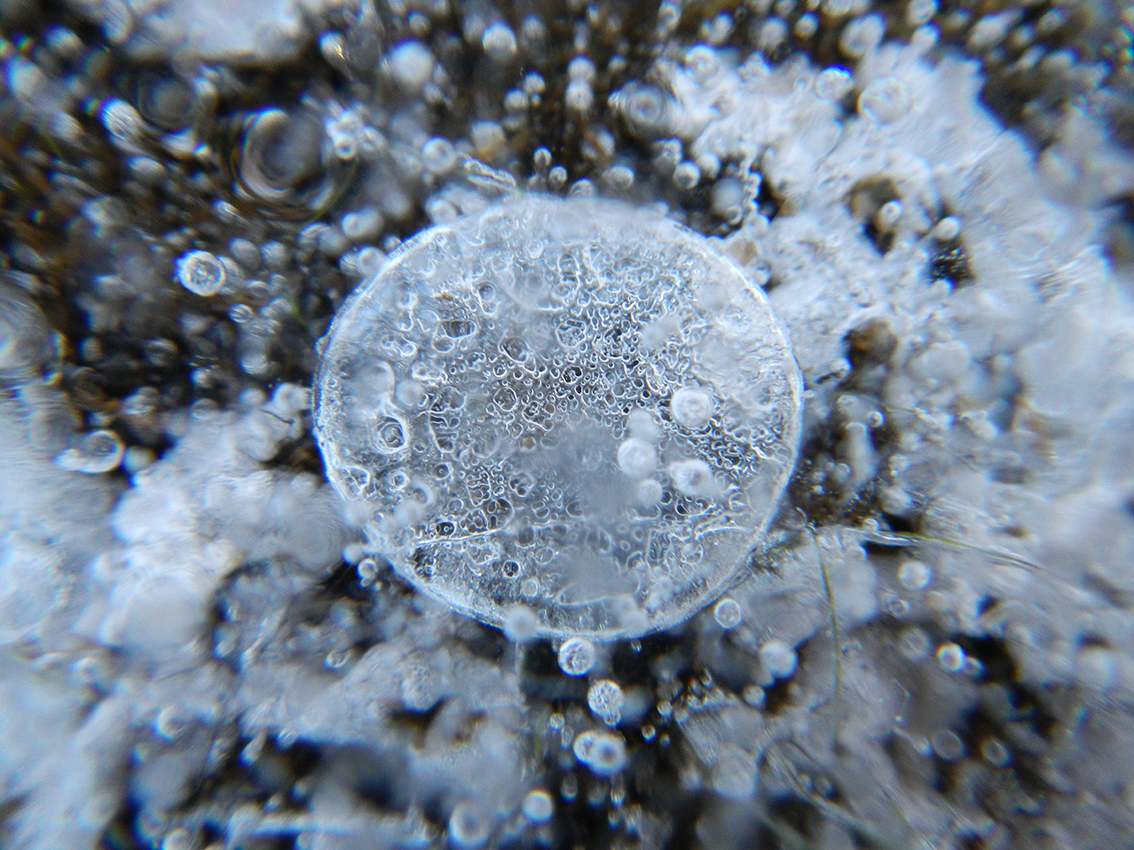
xmin=3 ymin=1 xmax=1134 ymax=848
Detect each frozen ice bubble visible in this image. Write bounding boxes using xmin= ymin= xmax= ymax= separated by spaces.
xmin=521 ymin=790 xmax=554 ymax=823
xmin=670 ymin=386 xmax=714 ymax=429
xmin=449 ymin=800 xmax=492 ymax=848
xmin=587 ymin=679 xmax=625 ymax=726
xmin=617 ymin=437 xmax=658 ymax=479
xmin=573 ymin=729 xmax=628 ymax=776
xmin=713 ymin=597 xmax=742 ymax=629
xmin=557 ymin=636 xmax=597 ymax=676
xmin=175 ymin=249 xmax=226 ymax=296
xmin=314 ymin=196 xmax=803 ymax=639
xmin=759 ymin=640 xmax=798 ymax=679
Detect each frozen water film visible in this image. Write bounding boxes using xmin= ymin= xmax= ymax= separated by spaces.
xmin=315 ymin=196 xmax=802 ymax=638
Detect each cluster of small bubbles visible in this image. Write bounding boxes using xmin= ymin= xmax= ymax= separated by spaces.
xmin=174 ymin=250 xmax=226 ymax=296
xmin=587 ymin=680 xmax=625 ymax=726
xmin=55 ymin=429 xmax=125 ymax=474
xmin=573 ymin=729 xmax=628 ymax=777
xmin=759 ymin=640 xmax=798 ymax=680
xmin=558 ymin=637 xmax=597 ymax=676
xmin=521 ymin=789 xmax=554 ymax=823
xmin=712 ymin=597 xmax=742 ymax=629
xmin=314 ymin=197 xmax=803 ymax=638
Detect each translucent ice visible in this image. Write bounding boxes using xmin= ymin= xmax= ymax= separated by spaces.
xmin=315 ymin=196 xmax=803 ymax=638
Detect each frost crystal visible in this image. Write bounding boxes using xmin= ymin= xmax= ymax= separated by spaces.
xmin=315 ymin=196 xmax=802 ymax=638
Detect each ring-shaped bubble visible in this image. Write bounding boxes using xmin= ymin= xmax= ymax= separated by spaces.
xmin=314 ymin=195 xmax=803 ymax=639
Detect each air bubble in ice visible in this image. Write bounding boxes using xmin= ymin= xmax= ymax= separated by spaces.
xmin=175 ymin=250 xmax=226 ymax=296
xmin=558 ymin=637 xmax=597 ymax=676
xmin=587 ymin=679 xmax=625 ymax=726
xmin=314 ymin=196 xmax=802 ymax=639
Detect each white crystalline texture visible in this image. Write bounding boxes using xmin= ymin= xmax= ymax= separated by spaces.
xmin=314 ymin=196 xmax=803 ymax=638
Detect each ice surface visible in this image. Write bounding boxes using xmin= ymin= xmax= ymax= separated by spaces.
xmin=314 ymin=196 xmax=803 ymax=638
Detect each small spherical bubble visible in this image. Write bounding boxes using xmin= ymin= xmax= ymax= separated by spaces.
xmin=573 ymin=729 xmax=628 ymax=776
xmin=815 ymin=67 xmax=855 ymax=100
xmin=673 ymin=161 xmax=701 ymax=190
xmin=503 ymin=605 xmax=539 ymax=642
xmin=840 ymin=14 xmax=885 ymax=58
xmin=521 ymin=790 xmax=554 ymax=823
xmin=932 ymin=216 xmax=961 ymax=241
xmin=906 ymin=0 xmax=937 ymax=27
xmin=627 ymin=409 xmax=662 ymax=442
xmin=710 ymin=177 xmax=745 ymax=220
xmin=422 ymin=137 xmax=458 ymax=175
xmin=587 ymin=679 xmax=625 ymax=726
xmin=548 ymin=165 xmax=568 ymax=189
xmin=876 ymin=199 xmax=903 ymax=231
xmin=635 ymin=478 xmax=664 ymax=506
xmin=175 ymin=250 xmax=226 ymax=296
xmin=567 ymin=56 xmax=596 ymax=82
xmin=100 ymin=98 xmax=144 ymax=142
xmin=386 ymin=40 xmax=436 ymax=92
xmin=794 ymin=13 xmax=818 ymax=39
xmin=936 ymin=641 xmax=966 ymax=673
xmin=606 ymin=165 xmax=635 ymax=190
xmin=858 ymin=76 xmax=912 ymax=124
xmin=56 ymin=429 xmax=125 ymax=474
xmin=742 ymin=684 xmax=766 ymax=708
xmin=670 ymin=386 xmax=714 ymax=429
xmin=898 ymin=559 xmax=932 ymax=591
xmin=470 ymin=121 xmax=506 ymax=159
xmin=341 ymin=207 xmax=383 ymax=242
xmin=482 ymin=22 xmax=517 ymax=61
xmin=557 ymin=636 xmax=597 ymax=676
xmin=565 ymin=79 xmax=593 ymax=114
xmin=713 ymin=597 xmax=742 ymax=629
xmin=503 ymin=89 xmax=529 ymax=114
xmin=617 ymin=438 xmax=658 ymax=479
xmin=931 ymin=729 xmax=965 ymax=762
xmin=448 ymin=801 xmax=492 ymax=849
xmin=981 ymin=737 xmax=1011 ymax=767
xmin=357 ymin=246 xmax=387 ymax=278
xmin=759 ymin=640 xmax=798 ymax=679
xmin=695 ymin=152 xmax=721 ymax=180
xmin=669 ymin=458 xmax=720 ymax=499
xmin=523 ymin=72 xmax=547 ymax=96
xmin=684 ymin=44 xmax=721 ymax=83
xmin=426 ymin=196 xmax=459 ymax=225
xmin=532 ymin=147 xmax=553 ymax=172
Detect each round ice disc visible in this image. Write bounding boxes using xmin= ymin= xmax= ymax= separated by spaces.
xmin=314 ymin=195 xmax=803 ymax=639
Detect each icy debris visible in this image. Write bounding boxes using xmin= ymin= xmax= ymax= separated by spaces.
xmin=100 ymin=383 xmax=347 ymax=659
